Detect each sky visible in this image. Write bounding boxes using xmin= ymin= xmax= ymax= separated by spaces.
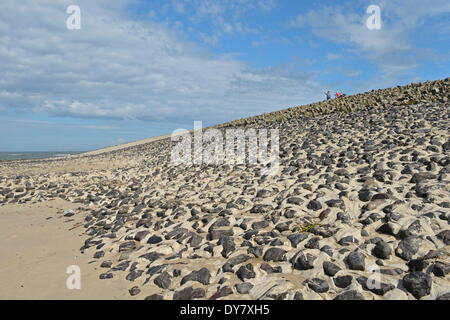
xmin=0 ymin=0 xmax=449 ymax=151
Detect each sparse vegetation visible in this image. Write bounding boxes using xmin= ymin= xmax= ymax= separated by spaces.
xmin=293 ymin=222 xmax=322 ymax=233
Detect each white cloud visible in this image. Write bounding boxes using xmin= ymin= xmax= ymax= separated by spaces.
xmin=0 ymin=0 xmax=322 ymax=124
xmin=342 ymin=70 xmax=362 ymax=77
xmin=172 ymin=0 xmax=266 ymax=42
xmin=172 ymin=0 xmax=186 ymax=14
xmin=287 ymin=0 xmax=450 ymax=78
xmin=327 ymin=53 xmax=339 ymax=61
xmin=1 ymin=117 xmax=120 ymax=130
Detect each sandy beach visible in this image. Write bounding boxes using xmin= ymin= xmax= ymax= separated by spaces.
xmin=0 ymin=199 xmax=134 ymax=299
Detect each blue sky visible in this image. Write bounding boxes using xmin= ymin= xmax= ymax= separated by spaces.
xmin=0 ymin=0 xmax=449 ymax=151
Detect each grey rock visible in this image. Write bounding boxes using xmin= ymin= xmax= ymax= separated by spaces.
xmin=346 ymin=251 xmax=365 ymax=271
xmin=305 ymin=237 xmax=320 ymax=249
xmin=284 ymin=209 xmax=296 ymax=219
xmin=270 ymin=238 xmax=284 ymax=246
xmin=395 ymin=236 xmax=421 ymax=261
xmin=410 ymin=172 xmax=437 ymax=184
xmin=236 ymin=264 xmax=256 ymax=281
xmin=263 ymin=247 xmax=287 ymax=262
xmin=443 ymin=141 xmax=450 ymax=152
xmin=209 ymin=286 xmax=233 ymax=300
xmin=126 ymin=269 xmax=144 ymax=281
xmin=100 ymin=260 xmax=112 ymax=268
xmin=247 ymin=246 xmax=263 ymax=258
xmin=407 ymin=259 xmax=429 ymax=272
xmin=128 ymin=286 xmax=140 ymax=296
xmin=145 ymin=294 xmax=163 ymax=300
xmin=252 ymin=220 xmax=269 ymax=230
xmin=335 ymin=169 xmax=350 ymax=176
xmin=99 ymin=272 xmax=113 ymax=279
xmin=323 ymin=261 xmax=341 ymax=277
xmin=338 ymin=235 xmax=358 ymax=246
xmin=165 ymin=228 xmax=188 ymax=240
xmin=140 ymin=252 xmax=163 ymax=262
xmin=334 ymin=275 xmax=353 ymax=288
xmin=112 ymin=260 xmax=131 ymax=271
xmin=173 ymin=269 xmax=181 ymax=277
xmin=153 ymin=271 xmax=172 ymax=289
xmin=63 ymin=209 xmax=75 ymax=217
xmin=304 ymin=278 xmax=329 ymax=293
xmin=402 ymin=272 xmax=432 ymax=299
xmin=287 ymin=197 xmax=304 ymax=205
xmin=432 ymin=262 xmax=450 ymax=277
xmin=372 ymin=241 xmax=392 ymax=259
xmin=93 ymin=251 xmax=104 ymax=259
xmin=147 ymin=235 xmax=163 ymax=244
xmin=320 ymin=245 xmax=334 ymax=257
xmin=293 ymin=291 xmax=305 ymax=300
xmin=436 ymin=230 xmax=450 ymax=245
xmin=293 ymin=292 xmax=304 ymax=300
xmin=235 ymin=282 xmax=253 ymax=294
xmin=336 ymin=212 xmax=351 ymax=224
xmin=222 ymin=254 xmax=251 ymax=272
xmin=250 ymin=204 xmax=274 ymax=214
xmin=147 ymin=264 xmax=168 ymax=275
xmin=437 ymin=292 xmax=450 ymax=300
xmin=260 ymin=263 xmax=282 ymax=274
xmin=334 ymin=290 xmax=365 ymax=300
xmin=307 ymin=200 xmax=322 ymax=211
xmin=189 ymin=234 xmax=203 ymax=247
xmin=219 ymin=236 xmax=235 ymax=258
xmin=275 ymin=222 xmax=290 ymax=232
xmin=377 ymin=221 xmax=402 ymax=236
xmin=325 ymin=199 xmax=345 ymax=209
xmin=293 ymin=252 xmax=316 ymax=270
xmin=358 ymin=189 xmax=373 ymax=202
xmin=119 ymin=241 xmax=136 ymax=252
xmin=287 ymin=233 xmax=308 ymax=248
xmin=209 ymin=229 xmax=233 ymax=240
xmin=134 ymin=231 xmax=149 ymax=242
xmin=181 ymin=268 xmax=211 ymax=285
xmin=173 ymin=286 xmax=205 ymax=300
xmin=357 ymin=276 xmax=395 ymax=295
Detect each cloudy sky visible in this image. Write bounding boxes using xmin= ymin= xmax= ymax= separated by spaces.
xmin=0 ymin=0 xmax=449 ymax=151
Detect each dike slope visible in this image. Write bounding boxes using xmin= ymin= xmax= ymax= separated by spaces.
xmin=0 ymin=78 xmax=449 ymax=300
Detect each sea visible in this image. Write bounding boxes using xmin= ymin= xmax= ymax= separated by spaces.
xmin=0 ymin=151 xmax=85 ymax=161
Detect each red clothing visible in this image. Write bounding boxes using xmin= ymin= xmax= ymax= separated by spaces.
xmin=336 ymin=92 xmax=341 ymax=98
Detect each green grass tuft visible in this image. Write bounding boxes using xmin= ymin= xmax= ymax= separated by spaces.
xmin=293 ymin=223 xmax=321 ymax=233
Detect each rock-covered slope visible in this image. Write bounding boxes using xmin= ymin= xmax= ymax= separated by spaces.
xmin=0 ymin=78 xmax=449 ymax=300
xmin=219 ymin=78 xmax=450 ymax=128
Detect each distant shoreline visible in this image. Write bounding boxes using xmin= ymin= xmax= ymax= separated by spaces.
xmin=0 ymin=133 xmax=180 ymax=162
xmin=0 ymin=151 xmax=86 ymax=161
